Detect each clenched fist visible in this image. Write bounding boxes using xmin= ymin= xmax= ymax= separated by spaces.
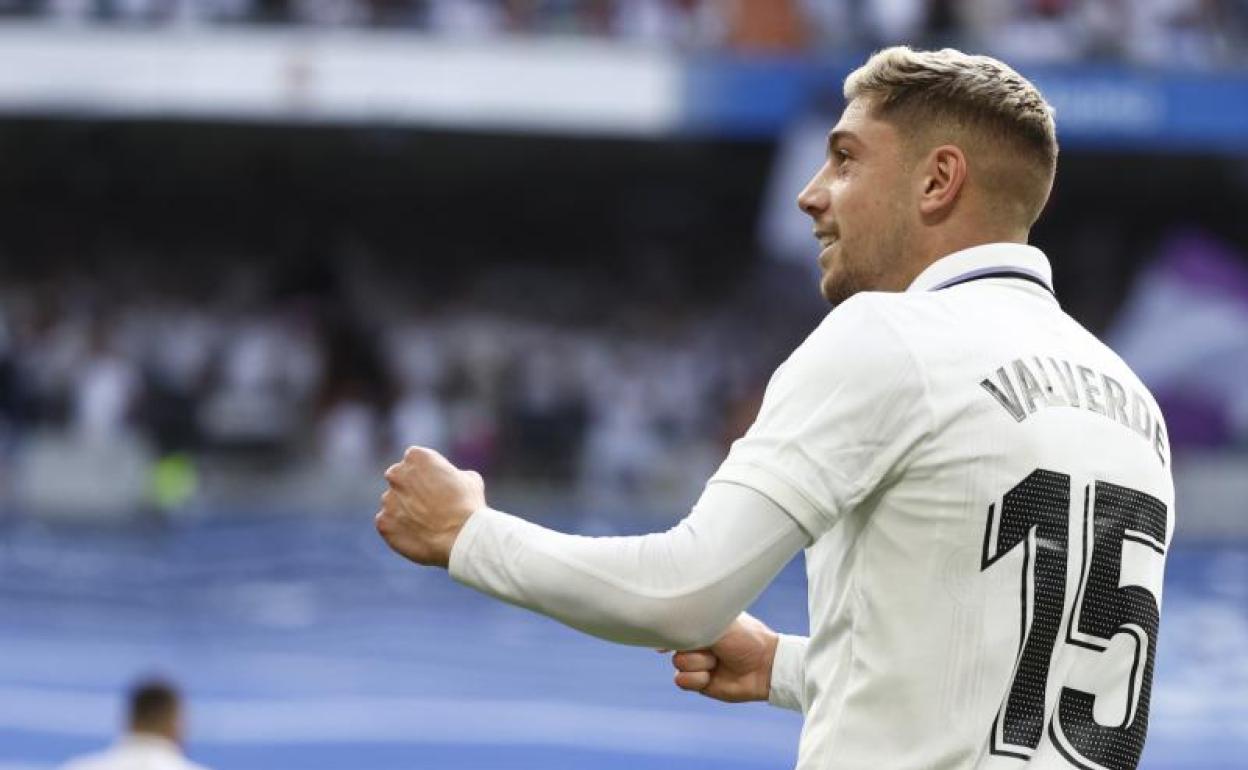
xmin=670 ymin=612 xmax=779 ymax=703
xmin=375 ymin=446 xmax=486 ymax=568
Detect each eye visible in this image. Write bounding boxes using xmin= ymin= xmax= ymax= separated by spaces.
xmin=833 ymin=148 xmax=852 ymax=172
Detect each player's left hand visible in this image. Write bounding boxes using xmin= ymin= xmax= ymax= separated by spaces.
xmin=375 ymin=446 xmax=486 ymax=568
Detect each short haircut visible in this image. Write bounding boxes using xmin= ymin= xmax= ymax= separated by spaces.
xmin=844 ymin=46 xmax=1058 ymax=227
xmin=129 ymin=678 xmax=180 ymax=729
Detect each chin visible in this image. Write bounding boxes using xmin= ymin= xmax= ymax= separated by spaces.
xmin=820 ymin=272 xmax=854 ymax=307
xmin=819 ymin=276 xmax=836 ymax=304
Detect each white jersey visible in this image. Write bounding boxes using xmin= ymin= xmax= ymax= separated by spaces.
xmin=60 ymin=735 xmax=211 ymax=770
xmin=710 ymin=243 xmax=1174 ymax=770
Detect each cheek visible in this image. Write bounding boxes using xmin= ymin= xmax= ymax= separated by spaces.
xmin=831 ymin=176 xmax=868 ymax=224
xmin=844 ymin=178 xmax=901 ymax=236
xmin=830 ymin=192 xmax=862 ymax=249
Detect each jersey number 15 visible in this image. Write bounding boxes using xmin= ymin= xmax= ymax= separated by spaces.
xmin=981 ymin=469 xmax=1169 ymax=770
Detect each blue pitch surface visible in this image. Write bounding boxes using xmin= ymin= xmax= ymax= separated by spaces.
xmin=0 ymin=513 xmax=1244 ymax=769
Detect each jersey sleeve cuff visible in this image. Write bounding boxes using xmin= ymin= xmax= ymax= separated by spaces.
xmin=767 ymin=633 xmax=808 ymax=713
xmin=447 ymin=506 xmax=504 ymax=586
xmin=709 ymin=462 xmax=830 ymax=539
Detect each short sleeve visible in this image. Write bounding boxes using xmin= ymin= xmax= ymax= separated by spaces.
xmin=709 ymin=295 xmax=930 ymax=539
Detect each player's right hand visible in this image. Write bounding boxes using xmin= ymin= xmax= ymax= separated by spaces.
xmin=669 ymin=612 xmax=778 ymax=703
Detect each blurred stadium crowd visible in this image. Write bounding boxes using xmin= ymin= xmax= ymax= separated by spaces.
xmin=0 ymin=263 xmax=804 ymax=516
xmin=9 ymin=226 xmax=1246 ymax=521
xmin=0 ymin=0 xmax=1245 ymax=70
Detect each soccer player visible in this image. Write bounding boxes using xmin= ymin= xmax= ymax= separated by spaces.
xmin=376 ymin=47 xmax=1174 ymax=769
xmin=59 ymin=678 xmax=211 ymax=770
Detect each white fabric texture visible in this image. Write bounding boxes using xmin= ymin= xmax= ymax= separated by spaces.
xmin=60 ymin=735 xmax=211 ymax=770
xmin=449 ymin=482 xmax=808 ymax=651
xmin=767 ymin=633 xmax=809 ymax=713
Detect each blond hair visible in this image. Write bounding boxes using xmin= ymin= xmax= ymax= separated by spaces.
xmin=845 ymin=47 xmax=1058 ymax=227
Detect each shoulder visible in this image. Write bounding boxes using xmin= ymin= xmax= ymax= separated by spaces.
xmin=749 ymin=292 xmax=931 ymax=432
xmin=156 ymin=752 xmax=212 ymax=770
xmin=809 ymin=291 xmax=925 ymax=350
xmin=782 ymin=292 xmax=925 ymax=385
xmin=161 ymin=746 xmax=212 ymax=770
xmin=58 ymin=751 xmax=113 ymax=770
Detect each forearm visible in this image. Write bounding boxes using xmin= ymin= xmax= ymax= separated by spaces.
xmin=767 ymin=633 xmax=809 ymax=712
xmin=447 ymin=483 xmax=808 ymax=650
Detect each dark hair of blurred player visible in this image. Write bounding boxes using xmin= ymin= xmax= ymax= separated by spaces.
xmin=128 ymin=679 xmax=183 ymax=743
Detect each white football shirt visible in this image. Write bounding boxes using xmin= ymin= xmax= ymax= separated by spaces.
xmin=60 ymin=735 xmax=211 ymax=770
xmin=710 ymin=242 xmax=1174 ymax=770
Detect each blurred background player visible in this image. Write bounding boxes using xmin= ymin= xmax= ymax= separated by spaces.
xmin=59 ymin=679 xmax=210 ymax=770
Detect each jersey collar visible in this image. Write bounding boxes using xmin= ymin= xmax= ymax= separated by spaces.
xmin=905 ymin=242 xmax=1054 ymax=296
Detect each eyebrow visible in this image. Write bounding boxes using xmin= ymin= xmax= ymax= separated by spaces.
xmin=826 ymin=129 xmax=861 ymax=157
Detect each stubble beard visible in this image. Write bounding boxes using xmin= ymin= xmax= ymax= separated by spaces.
xmin=820 ymin=260 xmax=871 ymax=307
xmin=819 ymin=223 xmax=910 ymax=307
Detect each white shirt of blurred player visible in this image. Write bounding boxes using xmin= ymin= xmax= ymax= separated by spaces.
xmin=60 ymin=734 xmax=211 ymax=770
xmin=710 ymin=242 xmax=1174 ymax=769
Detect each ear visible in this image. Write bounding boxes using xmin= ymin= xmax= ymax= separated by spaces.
xmin=917 ymin=145 xmax=968 ymax=219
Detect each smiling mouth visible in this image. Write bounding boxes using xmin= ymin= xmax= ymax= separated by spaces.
xmin=814 ymin=229 xmax=838 ymax=249
xmin=816 ymin=234 xmax=838 ymax=268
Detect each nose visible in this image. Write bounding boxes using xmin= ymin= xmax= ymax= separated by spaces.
xmin=797 ymin=170 xmax=830 ymax=218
